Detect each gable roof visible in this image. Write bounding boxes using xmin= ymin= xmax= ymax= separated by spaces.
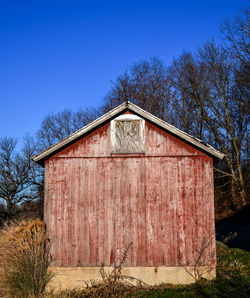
xmin=32 ymin=101 xmax=224 ymax=165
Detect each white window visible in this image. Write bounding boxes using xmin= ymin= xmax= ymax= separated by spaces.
xmin=111 ymin=114 xmax=145 ymax=154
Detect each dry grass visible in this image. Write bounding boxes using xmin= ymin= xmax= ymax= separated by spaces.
xmin=0 ymin=219 xmax=53 ymax=298
xmin=44 ymin=280 xmax=148 ymax=298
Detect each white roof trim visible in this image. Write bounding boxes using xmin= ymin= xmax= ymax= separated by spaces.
xmin=113 ymin=114 xmax=143 ymax=121
xmin=32 ymin=101 xmax=224 ymax=165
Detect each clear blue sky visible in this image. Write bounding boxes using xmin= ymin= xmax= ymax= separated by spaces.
xmin=0 ymin=0 xmax=248 ymax=143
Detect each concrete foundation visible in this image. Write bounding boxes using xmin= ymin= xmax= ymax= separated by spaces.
xmin=48 ymin=266 xmax=216 ymax=290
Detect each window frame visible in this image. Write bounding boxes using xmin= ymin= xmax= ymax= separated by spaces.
xmin=110 ymin=114 xmax=145 ymax=154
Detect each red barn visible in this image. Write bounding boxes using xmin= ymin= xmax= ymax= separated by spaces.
xmin=33 ymin=102 xmax=224 ymax=288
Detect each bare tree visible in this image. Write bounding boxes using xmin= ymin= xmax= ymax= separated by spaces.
xmin=169 ymin=40 xmax=249 ymax=210
xmin=0 ymin=136 xmax=41 ymax=215
xmin=169 ymin=52 xmax=211 ymax=139
xmin=220 ymin=9 xmax=250 ymax=207
xmin=221 ymin=8 xmax=250 ymax=67
xmin=197 ymin=41 xmax=248 ymax=208
xmin=37 ymin=106 xmax=101 ymax=150
xmin=103 ymin=58 xmax=174 ymax=123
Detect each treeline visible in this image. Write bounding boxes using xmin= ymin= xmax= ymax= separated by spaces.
xmin=0 ymin=10 xmax=249 ymax=220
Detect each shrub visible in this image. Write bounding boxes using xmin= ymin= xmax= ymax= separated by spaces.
xmin=0 ymin=219 xmax=53 ymax=297
xmin=216 ymin=241 xmax=250 ymax=279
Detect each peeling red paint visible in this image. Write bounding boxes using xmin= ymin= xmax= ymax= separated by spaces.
xmin=44 ymin=115 xmax=215 ymax=267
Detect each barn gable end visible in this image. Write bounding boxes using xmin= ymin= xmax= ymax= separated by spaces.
xmin=33 ymin=101 xmax=224 ymax=165
xmin=46 ymin=113 xmax=209 ymax=160
xmin=33 ymin=102 xmax=223 ymax=288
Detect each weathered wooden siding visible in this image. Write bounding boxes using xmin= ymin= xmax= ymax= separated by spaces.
xmin=45 ymin=118 xmax=215 ymax=267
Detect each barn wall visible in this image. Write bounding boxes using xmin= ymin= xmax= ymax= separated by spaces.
xmin=45 ymin=118 xmax=215 ymax=268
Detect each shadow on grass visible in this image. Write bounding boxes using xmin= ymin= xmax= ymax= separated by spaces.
xmin=216 ymin=205 xmax=250 ymax=251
